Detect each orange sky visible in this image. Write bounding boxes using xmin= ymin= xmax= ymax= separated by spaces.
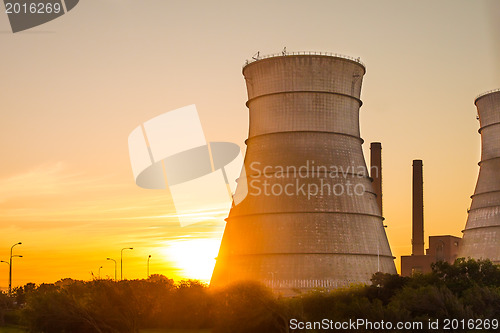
xmin=0 ymin=0 xmax=499 ymax=289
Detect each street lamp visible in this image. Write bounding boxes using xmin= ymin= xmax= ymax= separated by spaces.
xmin=98 ymin=266 xmax=103 ymax=279
xmin=106 ymin=258 xmax=117 ymax=281
xmin=147 ymin=255 xmax=151 ymax=278
xmin=120 ymin=248 xmax=133 ymax=280
xmin=1 ymin=260 xmax=9 ymax=288
xmin=9 ymin=242 xmax=22 ymax=294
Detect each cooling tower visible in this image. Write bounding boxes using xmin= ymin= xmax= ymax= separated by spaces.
xmin=459 ymin=89 xmax=500 ymax=264
xmin=211 ymin=52 xmax=396 ymax=294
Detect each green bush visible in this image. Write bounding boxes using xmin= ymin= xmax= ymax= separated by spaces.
xmin=1 ymin=258 xmax=497 ymax=332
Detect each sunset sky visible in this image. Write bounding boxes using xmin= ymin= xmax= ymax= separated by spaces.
xmin=0 ymin=0 xmax=499 ymax=289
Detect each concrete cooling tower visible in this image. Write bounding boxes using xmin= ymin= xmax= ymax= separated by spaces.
xmin=211 ymin=52 xmax=396 ymax=294
xmin=459 ymin=89 xmax=500 ymax=264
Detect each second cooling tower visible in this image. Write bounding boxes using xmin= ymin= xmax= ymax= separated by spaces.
xmin=459 ymin=89 xmax=500 ymax=264
xmin=211 ymin=53 xmax=396 ymax=293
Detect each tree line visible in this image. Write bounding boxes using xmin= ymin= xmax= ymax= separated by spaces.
xmin=0 ymin=258 xmax=499 ymax=332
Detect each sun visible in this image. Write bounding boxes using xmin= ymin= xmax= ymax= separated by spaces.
xmin=163 ymin=238 xmax=221 ymax=282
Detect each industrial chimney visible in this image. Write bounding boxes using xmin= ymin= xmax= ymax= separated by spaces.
xmin=412 ymin=160 xmax=424 ymax=256
xmin=459 ymin=89 xmax=500 ymax=264
xmin=371 ymin=142 xmax=383 ymax=216
xmin=211 ymin=52 xmax=396 ymax=294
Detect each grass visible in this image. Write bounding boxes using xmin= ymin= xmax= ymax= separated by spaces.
xmin=0 ymin=327 xmax=211 ymax=333
xmin=140 ymin=330 xmax=211 ymax=333
xmin=0 ymin=327 xmax=26 ymax=333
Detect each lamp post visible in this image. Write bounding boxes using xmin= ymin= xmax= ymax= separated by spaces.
xmin=120 ymin=248 xmax=133 ymax=280
xmin=107 ymin=258 xmax=117 ymax=281
xmin=6 ymin=255 xmax=23 ymax=293
xmin=98 ymin=266 xmax=103 ymax=279
xmin=147 ymin=255 xmax=151 ymax=278
xmin=9 ymin=242 xmax=22 ymax=294
xmin=1 ymin=260 xmax=8 ymax=289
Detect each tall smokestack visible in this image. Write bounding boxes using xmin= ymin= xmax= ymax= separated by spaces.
xmin=412 ymin=160 xmax=424 ymax=256
xmin=370 ymin=142 xmax=383 ymax=216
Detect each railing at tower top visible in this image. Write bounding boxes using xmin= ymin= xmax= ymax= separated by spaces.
xmin=243 ymin=51 xmax=366 ymax=68
xmin=475 ymin=88 xmax=500 ymax=102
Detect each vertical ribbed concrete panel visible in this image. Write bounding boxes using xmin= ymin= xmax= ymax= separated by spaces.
xmin=370 ymin=142 xmax=383 ymax=216
xmin=459 ymin=89 xmax=500 ymax=264
xmin=211 ymin=53 xmax=396 ymax=294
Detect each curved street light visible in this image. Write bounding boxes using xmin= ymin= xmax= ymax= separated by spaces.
xmin=9 ymin=242 xmax=22 ymax=294
xmin=147 ymin=255 xmax=152 ymax=278
xmin=106 ymin=258 xmax=117 ymax=281
xmin=120 ymin=248 xmax=133 ymax=280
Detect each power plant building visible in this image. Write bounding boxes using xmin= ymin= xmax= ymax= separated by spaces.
xmin=211 ymin=52 xmax=396 ymax=294
xmin=401 ymin=235 xmax=461 ymax=276
xmin=459 ymin=89 xmax=500 ymax=264
xmin=401 ymin=159 xmax=462 ymax=276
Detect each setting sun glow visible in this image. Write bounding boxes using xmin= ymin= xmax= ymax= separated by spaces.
xmin=163 ymin=238 xmax=221 ymax=282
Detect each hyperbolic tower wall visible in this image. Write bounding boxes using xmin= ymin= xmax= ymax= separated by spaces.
xmin=459 ymin=89 xmax=500 ymax=264
xmin=211 ymin=53 xmax=396 ymax=293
